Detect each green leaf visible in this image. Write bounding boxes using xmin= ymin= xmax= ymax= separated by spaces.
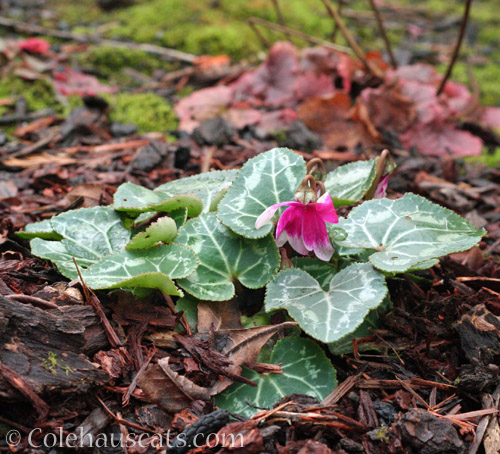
xmin=51 ymin=206 xmax=131 ymax=262
xmin=155 ymin=169 xmax=239 ymax=213
xmin=265 ymin=263 xmax=388 ymax=343
xmin=328 ymin=297 xmax=392 ymax=355
xmin=30 ymin=207 xmax=132 ymax=279
xmin=218 ymin=148 xmax=306 ymax=238
xmin=291 ymin=257 xmax=337 ymax=290
xmin=324 ymin=160 xmax=377 ymax=206
xmin=126 ymin=216 xmax=177 ymax=250
xmin=114 ymin=182 xmax=202 ymax=217
xmin=334 ymin=193 xmax=485 ymax=272
xmin=175 ymin=295 xmax=199 ymax=332
xmin=16 ymin=219 xmax=63 ymax=240
xmin=80 ymin=244 xmax=198 ymax=295
xmin=132 ymin=208 xmax=188 ymax=230
xmin=215 ymin=337 xmax=337 ymax=418
xmin=176 ymin=212 xmax=280 ymax=301
xmin=30 ymin=238 xmax=95 ymax=279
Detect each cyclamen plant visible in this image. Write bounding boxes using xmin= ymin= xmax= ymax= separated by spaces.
xmin=19 ymin=147 xmax=485 ymax=417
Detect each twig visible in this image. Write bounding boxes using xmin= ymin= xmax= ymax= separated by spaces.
xmin=330 ymin=0 xmax=344 ymax=41
xmin=122 ymin=347 xmax=156 ymax=406
xmin=320 ymin=0 xmax=384 ymax=77
xmin=73 ymin=258 xmax=122 ymax=348
xmin=248 ymin=20 xmax=272 ymax=48
xmin=248 ymin=17 xmax=351 ymax=54
xmin=0 ymin=15 xmax=196 ymax=63
xmin=162 ymin=292 xmax=192 ymax=335
xmin=367 ymin=0 xmax=397 ymax=68
xmin=270 ymin=0 xmax=291 ymax=40
xmin=436 ymin=0 xmax=473 ymax=95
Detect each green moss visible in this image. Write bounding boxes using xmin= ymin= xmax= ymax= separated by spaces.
xmin=437 ymin=62 xmax=500 ymax=106
xmin=87 ymin=46 xmax=161 ymax=74
xmin=107 ymin=92 xmax=178 ymax=132
xmin=465 ymin=147 xmax=500 ymax=168
xmin=0 ymin=76 xmax=61 ymax=112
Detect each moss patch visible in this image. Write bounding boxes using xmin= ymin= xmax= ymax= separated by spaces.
xmin=107 ymin=92 xmax=177 ymax=132
xmin=0 ymin=76 xmax=60 ymax=112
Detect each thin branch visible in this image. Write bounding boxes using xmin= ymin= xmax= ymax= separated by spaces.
xmin=320 ymin=0 xmax=384 ymax=77
xmin=437 ymin=0 xmax=473 ymax=95
xmin=248 ymin=17 xmax=351 ymax=54
xmin=330 ymin=0 xmax=344 ymax=41
xmin=0 ymin=15 xmax=195 ymax=63
xmin=271 ymin=0 xmax=289 ymax=37
xmin=248 ymin=20 xmax=272 ymax=48
xmin=367 ymin=0 xmax=397 ymax=68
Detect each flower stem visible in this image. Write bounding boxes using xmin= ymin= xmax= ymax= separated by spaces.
xmin=365 ymin=149 xmax=389 ymax=200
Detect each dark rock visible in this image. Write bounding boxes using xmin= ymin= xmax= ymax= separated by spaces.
xmin=457 ymin=362 xmax=499 ymax=393
xmin=0 ymin=130 xmax=7 ymax=147
xmin=174 ymin=144 xmax=191 ymax=169
xmin=131 ymin=139 xmax=169 ymax=172
xmin=82 ymin=95 xmax=109 ymax=111
xmin=373 ymin=400 xmax=396 ymax=425
xmin=276 ymin=120 xmax=322 ymax=153
xmin=395 ymin=408 xmax=465 ymax=454
xmin=110 ymin=122 xmax=137 ymax=138
xmin=456 ymin=304 xmax=500 ymax=364
xmin=192 ymin=117 xmax=234 ymax=146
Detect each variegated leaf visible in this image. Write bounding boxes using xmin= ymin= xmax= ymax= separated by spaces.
xmin=324 ymin=160 xmax=376 ymax=206
xmin=334 ymin=193 xmax=485 ymax=272
xmin=126 ymin=216 xmax=177 ymax=250
xmin=215 ymin=337 xmax=337 ymax=418
xmin=81 ymin=244 xmax=198 ymax=295
xmin=218 ymin=148 xmax=306 ymax=238
xmin=265 ymin=263 xmax=388 ymax=343
xmin=16 ymin=219 xmax=62 ymax=240
xmin=155 ymin=169 xmax=239 ymax=213
xmin=114 ymin=182 xmax=202 ymax=217
xmin=176 ymin=212 xmax=280 ymax=300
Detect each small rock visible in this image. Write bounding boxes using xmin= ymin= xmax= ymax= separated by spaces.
xmin=110 ymin=122 xmax=137 ymax=138
xmin=0 ymin=130 xmax=7 ymax=147
xmin=131 ymin=139 xmax=169 ymax=172
xmin=373 ymin=401 xmax=396 ymax=425
xmin=192 ymin=117 xmax=234 ymax=146
xmin=276 ymin=120 xmax=322 ymax=153
xmin=395 ymin=408 xmax=465 ymax=454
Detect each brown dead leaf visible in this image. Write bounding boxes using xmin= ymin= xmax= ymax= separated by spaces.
xmin=297 ymin=440 xmax=333 ymax=454
xmin=197 ymin=300 xmax=242 ymax=332
xmin=297 ymin=93 xmax=375 ymax=151
xmin=137 ymin=363 xmax=192 ymax=413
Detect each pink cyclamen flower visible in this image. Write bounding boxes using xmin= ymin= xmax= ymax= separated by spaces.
xmin=255 ymin=193 xmax=338 ymax=261
xmin=18 ymin=38 xmax=51 ymax=55
xmin=373 ymin=174 xmax=389 ymax=199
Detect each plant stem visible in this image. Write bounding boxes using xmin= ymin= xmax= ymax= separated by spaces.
xmin=248 ymin=17 xmax=351 ymax=54
xmin=367 ymin=0 xmax=397 ymax=68
xmin=365 ymin=149 xmax=389 ymax=200
xmin=436 ymin=0 xmax=473 ymax=95
xmin=330 ymin=0 xmax=344 ymax=41
xmin=320 ymin=0 xmax=384 ymax=78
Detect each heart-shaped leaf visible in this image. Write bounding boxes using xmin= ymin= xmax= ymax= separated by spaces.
xmin=16 ymin=219 xmax=63 ymax=240
xmin=114 ymin=182 xmax=202 ymax=217
xmin=30 ymin=238 xmax=95 ymax=279
xmin=291 ymin=257 xmax=337 ymax=290
xmin=155 ymin=169 xmax=239 ymax=213
xmin=215 ymin=337 xmax=337 ymax=418
xmin=328 ymin=297 xmax=392 ymax=355
xmin=51 ymin=206 xmax=131 ymax=261
xmin=81 ymin=244 xmax=198 ymax=295
xmin=324 ymin=160 xmax=376 ymax=206
xmin=126 ymin=216 xmax=177 ymax=250
xmin=30 ymin=206 xmax=132 ymax=279
xmin=218 ymin=148 xmax=306 ymax=238
xmin=265 ymin=263 xmax=388 ymax=343
xmin=176 ymin=212 xmax=280 ymax=301
xmin=334 ymin=193 xmax=485 ymax=272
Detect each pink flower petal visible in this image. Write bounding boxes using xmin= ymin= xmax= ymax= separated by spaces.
xmin=276 ymin=205 xmax=302 ymax=239
xmin=373 ymin=174 xmax=389 ymax=199
xmin=315 ymin=193 xmax=339 ymax=224
xmin=255 ymin=201 xmax=302 ymax=230
xmin=302 ymin=207 xmax=334 ymax=261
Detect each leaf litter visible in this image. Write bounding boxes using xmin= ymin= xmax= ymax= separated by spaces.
xmin=1 ymin=2 xmax=500 ymax=453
